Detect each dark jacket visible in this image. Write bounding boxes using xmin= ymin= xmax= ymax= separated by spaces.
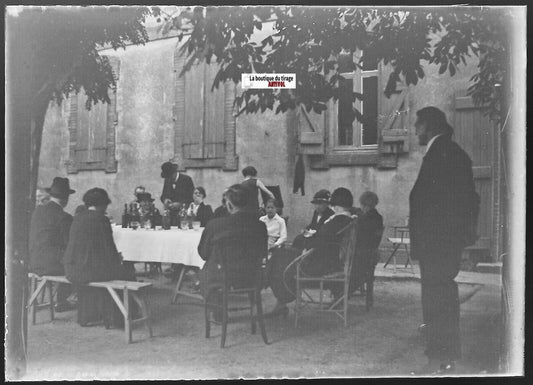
xmin=64 ymin=210 xmax=130 ymax=284
xmin=409 ymin=134 xmax=477 ymax=261
xmin=160 ymin=173 xmax=194 ymax=206
xmin=355 ymin=208 xmax=383 ymax=253
xmin=307 ymin=207 xmax=335 ymax=231
xmin=303 ymin=214 xmax=353 ymax=276
xmin=198 ymin=210 xmax=268 ymax=295
xmin=213 ymin=205 xmax=229 ymax=219
xmin=29 ymin=201 xmax=73 ymax=276
xmin=196 ymin=202 xmax=214 ymax=227
xmin=241 ymin=178 xmax=260 ymax=212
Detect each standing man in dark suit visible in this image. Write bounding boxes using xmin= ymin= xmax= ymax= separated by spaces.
xmin=29 ymin=177 xmax=76 ymax=312
xmin=160 ymin=161 xmax=195 ymax=212
xmin=198 ymin=184 xmax=268 ymax=321
xmin=160 ymin=161 xmax=195 ymax=280
xmin=409 ymin=107 xmax=479 ymax=375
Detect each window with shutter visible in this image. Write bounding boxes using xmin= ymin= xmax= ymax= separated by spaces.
xmin=67 ymin=56 xmax=119 ymax=173
xmin=173 ymin=44 xmax=238 ymax=170
xmin=298 ymin=51 xmax=409 ymax=169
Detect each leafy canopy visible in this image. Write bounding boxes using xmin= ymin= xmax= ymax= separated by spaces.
xmin=165 ymin=6 xmax=511 ymax=121
xmin=10 ymin=6 xmax=158 ymax=110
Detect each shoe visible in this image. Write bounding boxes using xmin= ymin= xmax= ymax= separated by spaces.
xmin=410 ymin=360 xmax=456 ymax=376
xmin=54 ymin=302 xmax=76 ymax=312
xmin=191 ymin=281 xmax=201 ymax=294
xmin=434 ymin=361 xmax=456 ymax=375
xmin=265 ymin=304 xmax=289 ymax=319
xmin=211 ymin=309 xmax=223 ymax=323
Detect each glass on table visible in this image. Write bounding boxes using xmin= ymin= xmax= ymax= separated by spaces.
xmin=192 ymin=221 xmax=201 ymax=231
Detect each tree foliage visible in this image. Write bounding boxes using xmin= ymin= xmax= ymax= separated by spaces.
xmin=10 ymin=6 xmax=157 ymax=110
xmin=166 ymin=6 xmax=511 ymax=121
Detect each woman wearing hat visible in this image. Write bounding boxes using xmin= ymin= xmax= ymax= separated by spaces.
xmin=64 ymin=188 xmax=137 ymax=327
xmin=291 ymin=189 xmax=334 ymax=250
xmin=266 ymin=187 xmax=355 ymax=317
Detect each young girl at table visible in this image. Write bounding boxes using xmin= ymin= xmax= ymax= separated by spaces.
xmin=260 ymin=199 xmax=287 ymax=252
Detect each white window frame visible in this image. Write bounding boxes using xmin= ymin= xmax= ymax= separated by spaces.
xmin=330 ymin=51 xmax=379 ymax=152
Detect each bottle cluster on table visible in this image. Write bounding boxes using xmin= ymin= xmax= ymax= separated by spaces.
xmin=121 ymin=202 xmax=162 ymax=230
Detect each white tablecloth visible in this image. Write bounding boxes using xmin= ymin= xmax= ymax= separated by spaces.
xmin=112 ymin=226 xmax=205 ymax=268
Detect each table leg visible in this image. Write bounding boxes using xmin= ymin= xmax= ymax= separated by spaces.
xmin=171 ymin=267 xmax=186 ymax=304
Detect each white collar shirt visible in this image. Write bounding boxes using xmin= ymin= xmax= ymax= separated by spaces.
xmin=259 ymin=214 xmax=287 ymax=249
xmin=425 ymin=134 xmax=444 ymax=154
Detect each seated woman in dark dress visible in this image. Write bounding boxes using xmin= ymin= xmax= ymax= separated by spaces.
xmin=291 ymin=189 xmax=334 ymax=250
xmin=266 ymin=187 xmax=355 ymax=316
xmin=64 ymin=188 xmax=136 ymax=328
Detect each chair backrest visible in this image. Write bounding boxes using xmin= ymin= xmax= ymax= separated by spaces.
xmin=337 ymin=219 xmax=358 ymax=277
xmin=261 ymin=185 xmax=284 ymax=214
xmin=213 ymin=235 xmax=265 ymax=289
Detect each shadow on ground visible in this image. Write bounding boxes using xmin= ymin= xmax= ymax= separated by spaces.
xmin=23 ymin=269 xmax=502 ymax=380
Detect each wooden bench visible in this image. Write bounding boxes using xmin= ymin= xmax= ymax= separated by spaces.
xmin=28 ymin=273 xmax=153 ymax=343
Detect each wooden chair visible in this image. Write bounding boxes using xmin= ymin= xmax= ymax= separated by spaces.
xmin=290 ymin=218 xmax=358 ymax=327
xmin=204 ymin=238 xmax=269 ymax=348
xmin=384 ymin=225 xmax=415 ymax=273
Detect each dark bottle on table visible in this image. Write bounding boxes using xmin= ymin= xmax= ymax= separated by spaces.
xmin=130 ymin=203 xmax=140 ymax=230
xmin=150 ymin=204 xmax=160 ymax=229
xmin=121 ymin=203 xmax=130 ymax=228
xmin=162 ymin=209 xmax=171 ymax=230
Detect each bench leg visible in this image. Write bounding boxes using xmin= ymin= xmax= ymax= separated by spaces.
xmin=132 ymin=292 xmax=153 ymax=338
xmin=105 ymin=287 xmax=130 ymax=342
xmin=124 ymin=288 xmax=132 ymax=343
xmin=48 ymin=281 xmax=55 ymax=321
xmin=171 ymin=267 xmax=186 ymax=304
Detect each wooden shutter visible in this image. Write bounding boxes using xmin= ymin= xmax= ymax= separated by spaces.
xmin=76 ymin=95 xmax=107 ymax=165
xmin=297 ymin=105 xmax=326 ymax=155
xmin=204 ymin=63 xmax=225 ymax=159
xmin=454 ymin=91 xmax=499 ymax=259
xmin=183 ymin=61 xmax=205 ymax=159
xmin=377 ymin=63 xmax=410 ymax=169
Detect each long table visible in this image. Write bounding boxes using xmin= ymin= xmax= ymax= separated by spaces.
xmin=112 ymin=226 xmax=205 ymax=303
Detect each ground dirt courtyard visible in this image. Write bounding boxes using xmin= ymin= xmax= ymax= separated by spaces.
xmin=23 ymin=266 xmax=501 ymax=380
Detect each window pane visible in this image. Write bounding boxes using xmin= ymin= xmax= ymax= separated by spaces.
xmin=338 ymin=53 xmax=355 ymax=73
xmin=362 ymin=76 xmax=378 ymax=146
xmin=338 ymin=77 xmax=355 ymax=145
xmin=362 ymin=51 xmax=378 ymax=71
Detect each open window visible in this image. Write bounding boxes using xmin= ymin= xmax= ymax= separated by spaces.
xmin=297 ymin=52 xmax=410 ymax=169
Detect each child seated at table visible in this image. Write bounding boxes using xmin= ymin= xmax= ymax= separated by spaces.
xmin=259 ymin=199 xmax=287 ymax=252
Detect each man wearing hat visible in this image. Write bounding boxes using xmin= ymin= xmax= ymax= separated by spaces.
xmin=29 ymin=177 xmax=76 ymax=312
xmin=160 ymin=161 xmax=195 ymax=220
xmin=291 ymin=189 xmax=334 ymax=251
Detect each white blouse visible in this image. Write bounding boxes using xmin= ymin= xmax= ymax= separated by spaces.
xmin=259 ymin=214 xmax=288 ymax=249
